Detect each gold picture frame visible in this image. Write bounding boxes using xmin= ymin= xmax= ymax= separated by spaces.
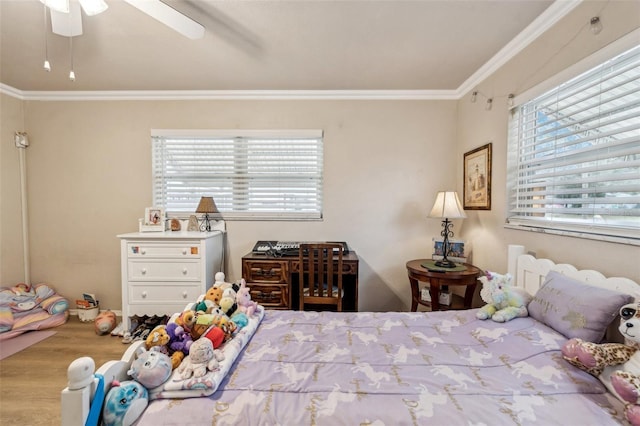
xmin=463 ymin=143 xmax=492 ymax=210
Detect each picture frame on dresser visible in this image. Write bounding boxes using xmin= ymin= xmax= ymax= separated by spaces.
xmin=140 ymin=207 xmax=165 ymax=232
xmin=463 ymin=142 xmax=492 ymax=210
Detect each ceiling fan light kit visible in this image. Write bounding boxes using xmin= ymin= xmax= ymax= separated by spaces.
xmin=40 ymin=0 xmax=204 ymax=81
xmin=78 ymin=0 xmax=108 ymax=16
xmin=50 ymin=1 xmax=83 ymax=37
xmin=40 ymin=0 xmax=108 ymax=17
xmin=40 ymin=0 xmax=69 ymax=14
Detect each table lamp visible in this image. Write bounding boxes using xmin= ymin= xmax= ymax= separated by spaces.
xmin=195 ymin=196 xmax=219 ymax=232
xmin=429 ymin=191 xmax=466 ymax=268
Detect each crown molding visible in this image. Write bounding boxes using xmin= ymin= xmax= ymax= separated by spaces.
xmin=457 ymin=0 xmax=582 ymax=96
xmin=0 ymin=86 xmax=459 ymax=101
xmin=0 ymin=0 xmax=580 ymax=102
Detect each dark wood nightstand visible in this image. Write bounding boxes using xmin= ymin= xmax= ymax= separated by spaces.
xmin=406 ymin=259 xmax=481 ymax=312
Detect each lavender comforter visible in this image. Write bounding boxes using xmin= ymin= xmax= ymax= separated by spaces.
xmin=138 ymin=309 xmax=626 ymax=425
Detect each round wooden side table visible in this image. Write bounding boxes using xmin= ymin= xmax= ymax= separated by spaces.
xmin=406 ymin=259 xmax=482 ymax=312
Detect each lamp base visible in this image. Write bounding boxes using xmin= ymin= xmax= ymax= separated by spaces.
xmin=434 ymin=259 xmax=458 ymax=268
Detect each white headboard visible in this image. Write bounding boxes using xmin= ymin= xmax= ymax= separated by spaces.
xmin=507 ymin=244 xmax=640 ymax=301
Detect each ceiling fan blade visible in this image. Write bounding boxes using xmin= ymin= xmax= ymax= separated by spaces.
xmin=123 ymin=0 xmax=205 ymax=40
xmin=50 ymin=1 xmax=82 ymax=37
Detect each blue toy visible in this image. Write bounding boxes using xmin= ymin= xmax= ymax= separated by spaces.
xmin=102 ymin=380 xmax=148 ymax=426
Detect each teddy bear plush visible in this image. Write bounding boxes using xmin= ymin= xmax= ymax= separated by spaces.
xmin=476 ymin=270 xmax=532 ymax=322
xmin=145 ymin=324 xmax=170 ymax=354
xmin=176 ymin=337 xmax=225 ymax=379
xmin=562 ymin=302 xmax=640 ymax=426
xmin=174 ymin=309 xmax=197 ymax=334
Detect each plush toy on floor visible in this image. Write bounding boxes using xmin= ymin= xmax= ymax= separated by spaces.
xmin=476 ymin=271 xmax=532 ymax=322
xmin=562 ymin=303 xmax=640 ymax=426
xmin=94 ymin=310 xmax=117 ymax=335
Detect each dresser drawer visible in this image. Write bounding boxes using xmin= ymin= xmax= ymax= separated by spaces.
xmin=249 ymin=283 xmax=289 ymax=309
xmin=127 ymin=243 xmax=202 ymax=258
xmin=128 ymin=283 xmax=200 ymax=304
xmin=128 ymin=260 xmax=200 ymax=281
xmin=243 ymin=260 xmax=289 ymax=283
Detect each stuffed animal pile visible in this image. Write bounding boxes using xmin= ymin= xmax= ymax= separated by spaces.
xmin=562 ymin=302 xmax=640 ymax=426
xmin=102 ymin=272 xmax=261 ymax=424
xmin=476 ymin=270 xmax=532 ymax=322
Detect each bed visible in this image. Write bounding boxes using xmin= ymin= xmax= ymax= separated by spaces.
xmin=61 ymin=245 xmax=640 ymax=425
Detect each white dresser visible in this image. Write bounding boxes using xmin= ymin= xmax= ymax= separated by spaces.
xmin=117 ymin=231 xmax=224 ymax=331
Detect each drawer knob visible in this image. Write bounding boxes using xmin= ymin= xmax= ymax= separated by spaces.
xmin=141 ymin=291 xmax=147 ymax=298
xmin=141 ymin=268 xmax=147 ymax=275
xmin=182 ymin=268 xmax=188 ymax=275
xmin=182 ymin=249 xmax=187 ymax=255
xmin=182 ymin=291 xmax=188 ymax=298
xmin=141 ymin=249 xmax=146 ymax=255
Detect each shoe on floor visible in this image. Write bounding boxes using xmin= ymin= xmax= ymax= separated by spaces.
xmin=110 ymin=322 xmax=125 ymax=337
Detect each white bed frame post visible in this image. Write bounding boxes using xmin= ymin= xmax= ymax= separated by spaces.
xmin=61 ymin=381 xmax=96 ymax=425
xmin=507 ymin=245 xmax=525 ymax=278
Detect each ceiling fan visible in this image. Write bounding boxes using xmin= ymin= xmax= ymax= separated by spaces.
xmin=42 ymin=0 xmax=205 ymax=39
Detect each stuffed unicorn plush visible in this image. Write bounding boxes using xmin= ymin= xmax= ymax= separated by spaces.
xmin=476 ymin=271 xmax=532 ymax=322
xmin=235 ymin=279 xmax=258 ymax=317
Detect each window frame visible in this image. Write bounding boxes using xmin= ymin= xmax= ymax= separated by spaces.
xmin=505 ymin=30 xmax=640 ymax=246
xmin=151 ymin=129 xmax=324 ymax=221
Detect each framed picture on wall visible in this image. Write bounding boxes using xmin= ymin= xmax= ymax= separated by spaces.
xmin=463 ymin=143 xmax=492 ymax=210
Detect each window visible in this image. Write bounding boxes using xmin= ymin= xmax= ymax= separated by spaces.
xmin=506 ymin=43 xmax=640 ymax=244
xmin=152 ymin=130 xmax=323 ymax=220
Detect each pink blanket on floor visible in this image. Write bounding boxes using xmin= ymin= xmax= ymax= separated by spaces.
xmin=0 ymin=283 xmax=69 ymax=340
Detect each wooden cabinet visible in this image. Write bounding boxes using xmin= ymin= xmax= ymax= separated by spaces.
xmin=118 ymin=231 xmax=224 ymax=331
xmin=242 ymin=250 xmax=359 ymax=311
xmin=242 ymin=259 xmax=290 ymax=309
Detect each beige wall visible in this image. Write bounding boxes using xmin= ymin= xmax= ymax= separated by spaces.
xmin=1 ymin=0 xmax=639 ymax=313
xmin=1 ymin=94 xmax=26 ymax=284
xmin=8 ymin=98 xmax=457 ymax=312
xmin=456 ymin=0 xmax=640 ymax=281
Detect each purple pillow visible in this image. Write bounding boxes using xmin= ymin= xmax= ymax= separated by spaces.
xmin=528 ymin=270 xmax=633 ymax=342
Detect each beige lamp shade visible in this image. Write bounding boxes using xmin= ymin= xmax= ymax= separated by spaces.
xmin=429 ymin=191 xmax=466 ymax=219
xmin=195 ymin=196 xmax=219 ymax=214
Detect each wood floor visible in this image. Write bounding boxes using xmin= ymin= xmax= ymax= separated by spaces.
xmin=0 ymin=316 xmax=127 ymax=426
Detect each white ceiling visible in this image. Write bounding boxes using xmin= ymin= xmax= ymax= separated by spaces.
xmin=0 ymin=0 xmax=566 ymax=96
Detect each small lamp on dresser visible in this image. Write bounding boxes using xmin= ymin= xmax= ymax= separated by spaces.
xmin=196 ymin=196 xmax=219 ymax=232
xmin=429 ymin=191 xmax=466 ymax=268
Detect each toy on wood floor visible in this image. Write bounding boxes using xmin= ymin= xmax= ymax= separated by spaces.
xmin=94 ymin=310 xmax=117 ymax=335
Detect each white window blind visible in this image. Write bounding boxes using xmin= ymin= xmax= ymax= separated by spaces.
xmin=506 ymin=44 xmax=640 ymax=243
xmin=152 ymin=130 xmax=324 ymax=220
